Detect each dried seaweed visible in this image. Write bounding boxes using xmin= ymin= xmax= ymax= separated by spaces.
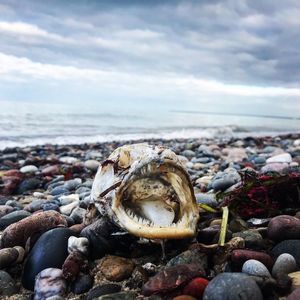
xmin=218 ymin=171 xmax=300 ymax=218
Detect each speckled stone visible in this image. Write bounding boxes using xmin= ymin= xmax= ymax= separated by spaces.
xmin=242 ymin=259 xmax=271 ymax=277
xmin=0 ymin=211 xmax=67 ymax=248
xmin=34 ymin=268 xmax=67 ymax=300
xmin=0 ymin=270 xmax=18 ymax=296
xmin=0 ymin=248 xmax=19 ymax=269
xmin=272 ymin=253 xmax=297 ymax=278
xmin=203 ymin=273 xmax=263 ymax=300
xmin=98 ymin=255 xmax=135 ymax=282
xmin=287 ymin=288 xmax=300 ymax=300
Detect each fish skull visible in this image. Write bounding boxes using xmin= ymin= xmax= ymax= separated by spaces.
xmin=91 ymin=143 xmax=199 ymax=239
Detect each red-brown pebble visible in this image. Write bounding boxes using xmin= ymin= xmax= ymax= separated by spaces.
xmin=0 ymin=211 xmax=67 ymax=248
xmin=62 ymin=251 xmax=88 ymax=281
xmin=182 ymin=277 xmax=209 ymax=299
xmin=142 ymin=264 xmax=205 ymax=296
xmin=268 ymin=215 xmax=300 ymax=242
xmin=69 ymin=223 xmax=85 ymax=234
xmin=173 ymin=296 xmax=197 ymax=300
xmin=231 ymin=249 xmax=274 ymax=270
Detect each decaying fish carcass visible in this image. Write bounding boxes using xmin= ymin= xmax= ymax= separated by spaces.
xmin=91 ymin=143 xmax=199 ymax=240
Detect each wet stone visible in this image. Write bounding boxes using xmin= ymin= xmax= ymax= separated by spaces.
xmin=87 ymin=284 xmax=121 ymax=300
xmin=203 ymin=273 xmax=263 ymax=300
xmin=17 ymin=178 xmax=42 ymax=194
xmin=51 ymin=186 xmax=69 ymax=196
xmin=71 ymin=274 xmax=93 ymax=294
xmin=233 ymin=230 xmax=263 ymax=248
xmin=0 ymin=270 xmax=18 ymax=296
xmin=231 ymin=249 xmax=274 ymax=271
xmin=97 ymin=291 xmax=137 ymax=300
xmin=22 ymin=227 xmax=73 ymax=290
xmin=98 ymin=255 xmax=135 ymax=282
xmin=272 ymin=240 xmax=300 ymax=267
xmin=268 ymin=215 xmax=300 ymax=242
xmin=166 ymin=249 xmax=208 ymax=269
xmin=34 ymin=268 xmax=67 ymax=300
xmin=1 ymin=210 xmax=67 ymax=249
xmin=0 ymin=210 xmax=31 ymax=230
xmin=0 ymin=247 xmax=19 ymax=269
xmin=242 ymin=259 xmax=271 ymax=277
xmin=142 ymin=264 xmax=205 ymax=296
xmin=272 ymin=253 xmax=297 ymax=278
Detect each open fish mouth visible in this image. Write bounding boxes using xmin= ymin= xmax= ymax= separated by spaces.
xmin=91 ymin=144 xmax=199 ymax=239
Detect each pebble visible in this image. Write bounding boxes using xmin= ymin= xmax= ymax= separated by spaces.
xmin=166 ymin=249 xmax=208 ymax=269
xmin=34 ymin=268 xmax=67 ymax=300
xmin=59 ymin=193 xmax=79 ymax=205
xmin=51 ymin=186 xmax=69 ymax=196
xmin=62 ymin=251 xmax=87 ymax=281
xmin=18 ymin=178 xmax=42 ymax=193
xmin=68 ymin=236 xmax=89 ymax=255
xmin=231 ymin=249 xmax=274 ymax=271
xmin=203 ymin=273 xmax=263 ymax=300
xmin=0 ymin=210 xmax=31 ymax=230
xmin=84 ymin=160 xmax=100 ymax=171
xmin=0 ymin=247 xmax=19 ymax=269
xmin=0 ymin=205 xmax=14 ymax=217
xmin=0 ymin=270 xmax=18 ymax=296
xmin=195 ymin=193 xmax=218 ymax=207
xmin=63 ymin=178 xmax=82 ymax=190
xmin=59 ymin=156 xmax=78 ymax=164
xmin=266 ymin=153 xmax=292 ymax=163
xmin=268 ymin=215 xmax=300 ymax=241
xmin=232 ymin=230 xmax=262 ymax=248
xmin=261 ymin=162 xmax=289 ymax=174
xmin=71 ymin=274 xmax=93 ymax=294
xmin=173 ymin=296 xmax=197 ymax=300
xmin=22 ymin=227 xmax=73 ymax=290
xmin=87 ymin=284 xmax=121 ymax=300
xmin=98 ymin=255 xmax=135 ymax=282
xmin=20 ymin=165 xmax=38 ymax=173
xmin=97 ymin=291 xmax=137 ymax=300
xmin=142 ymin=264 xmax=205 ymax=296
xmin=70 ymin=206 xmax=86 ymax=223
xmin=60 ymin=200 xmax=79 ymax=215
xmin=272 ymin=253 xmax=297 ymax=278
xmin=272 ymin=240 xmax=300 ymax=267
xmin=182 ymin=277 xmax=209 ymax=299
xmin=242 ymin=259 xmax=271 ymax=277
xmin=0 ymin=210 xmax=67 ymax=248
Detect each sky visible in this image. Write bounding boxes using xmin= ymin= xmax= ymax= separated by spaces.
xmin=0 ymin=0 xmax=300 ymax=116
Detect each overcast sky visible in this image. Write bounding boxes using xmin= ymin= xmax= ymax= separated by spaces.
xmin=0 ymin=0 xmax=300 ymax=115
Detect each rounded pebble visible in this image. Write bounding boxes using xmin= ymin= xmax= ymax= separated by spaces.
xmin=0 ymin=270 xmax=18 ymax=296
xmin=272 ymin=253 xmax=297 ymax=278
xmin=203 ymin=273 xmax=263 ymax=300
xmin=68 ymin=236 xmax=89 ymax=256
xmin=242 ymin=259 xmax=271 ymax=277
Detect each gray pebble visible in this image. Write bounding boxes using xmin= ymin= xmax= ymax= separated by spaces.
xmin=272 ymin=253 xmax=297 ymax=278
xmin=0 ymin=270 xmax=18 ymax=296
xmin=242 ymin=259 xmax=271 ymax=277
xmin=70 ymin=207 xmax=86 ymax=223
xmin=203 ymin=272 xmax=263 ymax=300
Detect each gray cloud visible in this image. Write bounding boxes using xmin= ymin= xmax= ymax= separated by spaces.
xmin=0 ymin=0 xmax=299 ymax=115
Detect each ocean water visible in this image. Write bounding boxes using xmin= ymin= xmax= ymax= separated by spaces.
xmin=0 ymin=101 xmax=299 ymax=150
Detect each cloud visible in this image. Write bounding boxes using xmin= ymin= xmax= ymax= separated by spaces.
xmin=1 ymin=52 xmax=300 ymax=99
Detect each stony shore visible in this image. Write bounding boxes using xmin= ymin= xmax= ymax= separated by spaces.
xmin=1 ymin=133 xmax=300 ymax=299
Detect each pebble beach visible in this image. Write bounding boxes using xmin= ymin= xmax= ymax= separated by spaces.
xmin=1 ymin=133 xmax=300 ymax=300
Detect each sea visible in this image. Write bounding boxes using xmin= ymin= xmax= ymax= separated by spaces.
xmin=0 ymin=101 xmax=299 ymax=150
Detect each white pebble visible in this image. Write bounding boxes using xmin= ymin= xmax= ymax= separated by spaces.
xmin=68 ymin=236 xmax=89 ymax=255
